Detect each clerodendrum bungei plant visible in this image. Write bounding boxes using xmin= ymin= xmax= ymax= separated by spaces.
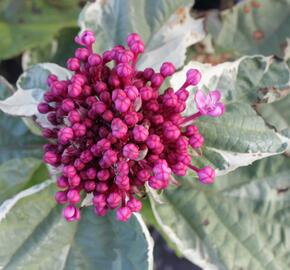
xmin=0 ymin=0 xmax=290 ymax=269
xmin=39 ymin=30 xmax=225 ymax=222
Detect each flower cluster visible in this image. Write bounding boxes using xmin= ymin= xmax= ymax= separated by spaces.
xmin=38 ymin=31 xmax=224 ymax=222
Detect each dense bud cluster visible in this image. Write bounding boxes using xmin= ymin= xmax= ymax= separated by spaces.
xmin=38 ymin=31 xmax=224 ymax=222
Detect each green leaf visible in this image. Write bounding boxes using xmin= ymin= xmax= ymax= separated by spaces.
xmin=0 ymin=182 xmax=154 ymax=270
xmin=0 ymin=158 xmax=48 ymax=204
xmin=206 ymin=0 xmax=290 ymax=58
xmin=22 ymin=27 xmax=79 ymax=69
xmin=0 ymin=0 xmax=80 ymax=60
xmin=151 ymin=155 xmax=290 ymax=270
xmin=170 ymin=57 xmax=288 ymax=174
xmin=78 ymin=0 xmax=205 ymax=69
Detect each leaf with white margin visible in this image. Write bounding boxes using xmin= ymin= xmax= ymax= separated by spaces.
xmin=170 ymin=57 xmax=289 ymax=174
xmin=78 ymin=0 xmax=205 ymax=70
xmin=0 ymin=63 xmax=71 ymax=128
xmin=0 ymin=181 xmax=154 ymax=270
xmin=151 ymin=155 xmax=290 ymax=270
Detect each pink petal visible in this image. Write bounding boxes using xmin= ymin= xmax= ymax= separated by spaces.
xmin=208 ymin=103 xmax=225 ymax=117
xmin=209 ymin=90 xmax=221 ymax=103
xmin=194 ymin=90 xmax=207 ymax=109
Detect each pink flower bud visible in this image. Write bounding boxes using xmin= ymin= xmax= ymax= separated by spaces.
xmin=68 ymin=83 xmax=82 ymax=98
xmin=124 ymin=85 xmax=139 ymax=100
xmin=146 ymin=134 xmax=161 ymax=149
xmin=92 ymin=101 xmax=107 ymax=114
xmin=197 ymin=166 xmax=215 ymax=184
xmin=127 ymin=197 xmax=142 ymax=212
xmin=176 ymin=136 xmax=188 ymax=152
xmin=102 ymin=110 xmax=114 ymax=122
xmin=63 ymin=165 xmax=77 ymax=178
xmin=86 ymin=167 xmax=97 ymax=180
xmin=177 ymin=153 xmax=191 ymax=166
xmin=88 ymin=53 xmax=102 ymax=66
xmin=163 ymin=122 xmax=180 ymax=140
xmin=74 ymin=158 xmax=85 ymax=170
xmin=114 ymin=97 xmax=131 ymax=113
xmin=95 ymin=206 xmax=108 ymax=217
xmin=97 ymin=169 xmax=110 ymax=181
xmin=116 ymin=206 xmax=132 ymax=222
xmin=96 ymin=182 xmax=109 ymax=193
xmin=68 ymin=110 xmax=81 ymax=123
xmin=153 ymin=159 xmax=171 ymax=181
xmin=68 ymin=175 xmax=81 ymax=187
xmin=111 ymin=118 xmax=128 ymax=139
xmin=189 ymin=133 xmax=204 ymax=148
xmin=95 ymin=81 xmax=108 ymax=94
xmin=115 ymin=175 xmax=130 ymax=190
xmin=58 ymin=127 xmax=74 ymax=144
xmin=116 ymin=160 xmax=129 ymax=175
xmin=63 ymin=205 xmax=80 ymax=222
xmin=55 ymin=191 xmax=67 ymax=204
xmin=117 ymin=50 xmax=134 ymax=63
xmin=84 ymin=180 xmax=96 ymax=192
xmin=124 ymin=112 xmax=139 ymax=126
xmin=80 ymin=150 xmax=93 ymax=163
xmin=93 ymin=194 xmax=107 ymax=208
xmin=171 ymin=162 xmax=188 ymax=176
xmin=133 ymin=125 xmax=149 ymax=142
xmin=67 ymin=58 xmax=80 ymax=71
xmin=140 ymin=86 xmax=152 ymax=101
xmin=162 ymin=88 xmax=178 ymax=107
xmin=38 ymin=102 xmax=52 ymax=114
xmin=127 ymin=33 xmax=142 ymax=46
xmin=186 ymin=69 xmax=202 ymax=86
xmin=143 ymin=68 xmax=154 ymax=80
xmin=123 ymin=144 xmax=139 ymax=160
xmin=107 ymin=192 xmax=121 ymax=209
xmin=137 ymin=169 xmax=150 ymax=182
xmin=151 ymin=73 xmax=164 ymax=87
xmin=75 ymin=30 xmax=95 ymax=47
xmin=57 ymin=176 xmax=69 ymax=189
xmin=43 ymin=151 xmax=59 ymax=165
xmin=185 ymin=125 xmax=199 ymax=136
xmin=129 ymin=41 xmax=144 ymax=54
xmin=116 ymin=63 xmax=133 ymax=77
xmin=148 ymin=176 xmax=168 ymax=190
xmin=75 ymin=48 xmax=90 ymax=61
xmin=67 ymin=189 xmax=81 ymax=204
xmin=160 ymin=62 xmax=175 ymax=77
xmin=72 ymin=123 xmax=86 ymax=137
xmin=102 ymin=149 xmax=118 ymax=166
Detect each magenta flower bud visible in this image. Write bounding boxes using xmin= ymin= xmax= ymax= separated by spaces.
xmin=117 ymin=50 xmax=134 ymax=63
xmin=68 ymin=110 xmax=81 ymax=123
xmin=102 ymin=110 xmax=113 ymax=122
xmin=96 ymin=138 xmax=111 ymax=154
xmin=152 ymin=142 xmax=164 ymax=155
xmin=102 ymin=149 xmax=117 ymax=166
xmin=43 ymin=151 xmax=59 ymax=165
xmin=151 ymin=114 xmax=164 ymax=125
xmin=186 ymin=69 xmax=202 ymax=86
xmin=51 ymin=81 xmax=66 ymax=96
xmin=127 ymin=197 xmax=142 ymax=212
xmin=55 ymin=191 xmax=67 ymax=204
xmin=163 ymin=123 xmax=180 ymax=140
xmin=74 ymin=158 xmax=86 ymax=170
xmin=76 ymin=30 xmax=95 ymax=47
xmin=148 ymin=176 xmax=168 ymax=190
xmin=185 ymin=125 xmax=199 ymax=136
xmin=111 ymin=118 xmax=128 ymax=139
xmin=80 ymin=150 xmax=93 ymax=163
xmin=67 ymin=189 xmax=81 ymax=204
xmin=96 ymin=182 xmax=109 ymax=193
xmin=130 ymin=41 xmax=145 ymax=54
xmin=140 ymin=86 xmax=152 ymax=101
xmin=127 ymin=33 xmax=142 ymax=46
xmin=176 ymin=88 xmax=189 ymax=101
xmin=116 ymin=160 xmax=129 ymax=175
xmin=97 ymin=169 xmax=110 ymax=181
xmin=160 ymin=62 xmax=175 ymax=77
xmin=153 ymin=159 xmax=172 ymax=181
xmin=63 ymin=165 xmax=77 ymax=178
xmin=162 ymin=89 xmax=178 ymax=108
xmin=116 ymin=206 xmax=132 ymax=222
xmin=143 ymin=68 xmax=154 ymax=80
xmin=195 ymin=90 xmax=225 ymax=117
xmin=137 ymin=169 xmax=150 ymax=182
xmin=68 ymin=175 xmax=81 ymax=187
xmin=42 ymin=128 xmax=57 ymax=139
xmin=124 ymin=85 xmax=139 ymax=100
xmin=112 ymin=89 xmax=126 ymax=102
xmin=124 ymin=112 xmax=139 ymax=126
xmin=99 ymin=91 xmax=112 ymax=105
xmin=177 ymin=153 xmax=191 ymax=166
xmin=68 ymin=83 xmax=82 ymax=98
xmin=123 ymin=144 xmax=139 ymax=160
xmin=103 ymin=50 xmax=114 ymax=63
xmin=133 ymin=125 xmax=149 ymax=142
xmin=146 ymin=134 xmax=161 ymax=149
xmin=95 ymin=81 xmax=108 ymax=94
xmin=176 ymin=136 xmax=188 ymax=152
xmin=88 ymin=53 xmax=102 ymax=66
xmin=67 ymin=57 xmax=80 ymax=71
xmin=107 ymin=192 xmax=121 ymax=209
xmin=197 ymin=166 xmax=215 ymax=184
xmin=84 ymin=180 xmax=96 ymax=192
xmin=86 ymin=167 xmax=97 ymax=180
xmin=115 ymin=97 xmax=131 ymax=113
xmin=37 ymin=102 xmax=52 ymax=114
xmin=116 ymin=63 xmax=133 ymax=77
xmin=151 ymin=73 xmax=164 ymax=87
xmin=115 ymin=175 xmax=130 ymax=190
xmin=172 ymin=162 xmax=188 ymax=176
xmin=93 ymin=194 xmax=107 ymax=208
xmin=82 ymin=85 xmax=92 ymax=97
xmin=72 ymin=123 xmax=86 ymax=137
xmin=95 ymin=206 xmax=108 ymax=217
xmin=92 ymin=101 xmax=107 ymax=114
xmin=63 ymin=205 xmax=80 ymax=222
xmin=75 ymin=48 xmax=89 ymax=61
xmin=47 ymin=74 xmax=57 ymax=86
xmin=57 ymin=176 xmax=69 ymax=189
xmin=189 ymin=133 xmax=204 ymax=148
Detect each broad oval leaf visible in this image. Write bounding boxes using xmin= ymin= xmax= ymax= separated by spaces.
xmin=78 ymin=0 xmax=205 ymax=70
xmin=151 ymin=155 xmax=290 ymax=270
xmin=0 ymin=182 xmax=153 ymax=270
